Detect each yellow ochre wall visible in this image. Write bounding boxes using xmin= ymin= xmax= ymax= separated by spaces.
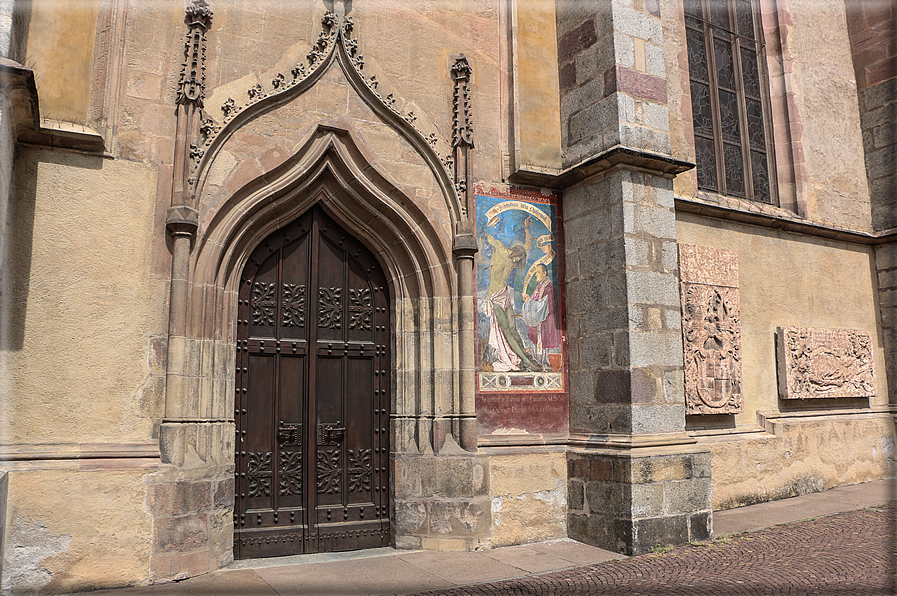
xmin=677 ymin=214 xmax=894 ymax=509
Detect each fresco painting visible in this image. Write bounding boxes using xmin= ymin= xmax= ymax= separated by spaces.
xmin=475 ymin=192 xmax=565 ymax=395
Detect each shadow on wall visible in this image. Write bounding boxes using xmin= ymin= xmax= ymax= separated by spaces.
xmin=10 ymin=0 xmax=31 ymax=65
xmin=0 ymin=148 xmax=103 ymax=353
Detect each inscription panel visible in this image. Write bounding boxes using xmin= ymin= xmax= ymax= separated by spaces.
xmin=679 ymin=243 xmax=739 ymax=287
xmin=679 ymin=244 xmax=743 ymax=415
xmin=777 ymin=327 xmax=875 ymax=399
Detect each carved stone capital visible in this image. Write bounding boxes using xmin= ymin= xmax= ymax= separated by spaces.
xmin=166 ymin=206 xmax=199 ymax=239
xmin=452 ymin=233 xmax=478 ymax=260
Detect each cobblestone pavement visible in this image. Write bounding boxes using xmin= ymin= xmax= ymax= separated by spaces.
xmin=406 ymin=502 xmax=897 ymax=596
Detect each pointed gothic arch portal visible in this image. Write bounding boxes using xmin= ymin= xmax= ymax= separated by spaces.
xmin=234 ymin=205 xmax=391 ymax=558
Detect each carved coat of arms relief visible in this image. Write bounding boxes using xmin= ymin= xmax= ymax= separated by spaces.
xmin=679 ymin=244 xmax=743 ymax=415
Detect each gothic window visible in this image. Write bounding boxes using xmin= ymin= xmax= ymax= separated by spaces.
xmin=685 ymin=0 xmax=775 ymax=204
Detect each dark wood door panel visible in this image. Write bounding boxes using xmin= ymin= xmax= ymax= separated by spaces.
xmin=235 ymin=205 xmax=390 ymax=559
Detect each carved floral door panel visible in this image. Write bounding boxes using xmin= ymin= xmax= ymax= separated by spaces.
xmin=234 ymin=206 xmax=390 ymax=559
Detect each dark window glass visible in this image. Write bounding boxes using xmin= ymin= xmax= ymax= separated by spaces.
xmin=735 ymin=0 xmax=754 ymax=38
xmin=714 ymin=38 xmax=736 ymax=90
xmin=724 ymin=143 xmax=745 ymax=196
xmin=719 ymin=90 xmax=740 ymax=140
xmin=687 ymin=29 xmax=709 ymax=81
xmin=709 ymin=0 xmax=730 ymax=29
xmin=691 ymin=82 xmax=714 ymax=135
xmin=684 ymin=0 xmax=703 ymax=17
xmin=685 ymin=0 xmax=775 ymax=204
xmin=746 ymin=99 xmax=765 ymax=149
xmin=696 ymin=136 xmax=718 ymax=191
xmin=751 ymin=150 xmax=770 ymax=203
xmin=741 ymin=49 xmax=760 ymax=96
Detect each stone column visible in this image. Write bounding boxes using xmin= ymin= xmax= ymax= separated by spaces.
xmin=876 ymin=243 xmax=897 ymax=406
xmin=556 ymin=0 xmax=711 ymax=555
xmin=0 ymin=0 xmax=19 ymax=291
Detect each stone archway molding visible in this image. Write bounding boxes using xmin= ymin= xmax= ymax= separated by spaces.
xmin=190 ymin=9 xmax=464 ymax=230
xmin=161 ymin=122 xmax=476 ymax=478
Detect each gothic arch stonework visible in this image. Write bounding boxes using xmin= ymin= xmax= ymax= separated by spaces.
xmin=150 ymin=2 xmax=485 ymax=578
xmin=183 ymin=124 xmax=464 ymax=457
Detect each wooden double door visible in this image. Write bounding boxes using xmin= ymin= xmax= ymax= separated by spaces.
xmin=234 ymin=206 xmax=391 ymax=559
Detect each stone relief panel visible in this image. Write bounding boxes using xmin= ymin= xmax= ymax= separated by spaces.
xmin=679 ymin=244 xmax=743 ymax=415
xmin=777 ymin=327 xmax=875 ymax=399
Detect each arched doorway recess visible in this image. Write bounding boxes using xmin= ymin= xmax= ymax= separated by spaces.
xmin=234 ymin=205 xmax=390 ymax=557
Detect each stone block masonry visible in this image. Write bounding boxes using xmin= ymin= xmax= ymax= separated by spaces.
xmin=567 ymin=449 xmax=712 ymax=555
xmin=565 ymin=170 xmax=685 ymax=436
xmin=556 ymin=0 xmax=672 ymax=167
xmin=146 ymin=474 xmax=235 ymax=582
xmin=558 ymin=0 xmax=708 ymax=554
xmin=876 ymin=243 xmax=897 ymax=404
xmin=393 ymin=453 xmax=492 ymax=551
xmin=846 ymin=0 xmax=897 ymax=231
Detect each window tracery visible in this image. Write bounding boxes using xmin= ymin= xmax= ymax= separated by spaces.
xmin=685 ymin=0 xmax=775 ymax=204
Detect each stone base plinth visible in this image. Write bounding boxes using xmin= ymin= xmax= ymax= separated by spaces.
xmin=393 ymin=452 xmax=492 ymax=551
xmin=566 ymin=445 xmax=712 ymax=555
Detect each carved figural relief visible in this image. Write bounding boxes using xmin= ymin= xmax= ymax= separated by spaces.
xmin=777 ymin=327 xmax=875 ymax=399
xmin=679 ymin=244 xmax=743 ymax=415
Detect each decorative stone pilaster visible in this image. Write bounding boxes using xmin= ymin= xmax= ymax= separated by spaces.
xmin=556 ymin=0 xmax=710 ymax=554
xmin=450 ymin=55 xmax=477 ymax=452
xmin=453 ymin=233 xmax=478 ymax=452
xmin=151 ymin=2 xmax=231 ymax=583
xmin=874 ymin=240 xmax=897 ymax=404
xmin=451 ymin=55 xmax=474 ymax=221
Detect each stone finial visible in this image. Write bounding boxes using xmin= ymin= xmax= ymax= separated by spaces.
xmin=177 ymin=0 xmax=213 ymax=106
xmin=451 ymin=55 xmax=474 ymax=148
xmin=185 ymin=0 xmax=213 ymax=30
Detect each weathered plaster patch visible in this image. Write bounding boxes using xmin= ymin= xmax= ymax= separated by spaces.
xmin=2 ymin=518 xmax=72 ymax=596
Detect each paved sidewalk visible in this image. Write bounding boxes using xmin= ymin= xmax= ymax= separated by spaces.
xmin=75 ymin=478 xmax=896 ymax=596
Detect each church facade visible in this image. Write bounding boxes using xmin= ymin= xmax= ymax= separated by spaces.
xmin=0 ymin=0 xmax=894 ymax=592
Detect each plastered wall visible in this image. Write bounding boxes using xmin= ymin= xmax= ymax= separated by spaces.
xmin=1 ymin=147 xmax=167 ymax=446
xmin=24 ymin=0 xmax=101 ymax=123
xmin=677 ymin=214 xmax=888 ymax=418
xmin=514 ymin=0 xmax=563 ymax=171
xmin=3 ymin=470 xmax=152 ymax=594
xmin=677 ymin=213 xmax=894 ymax=508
